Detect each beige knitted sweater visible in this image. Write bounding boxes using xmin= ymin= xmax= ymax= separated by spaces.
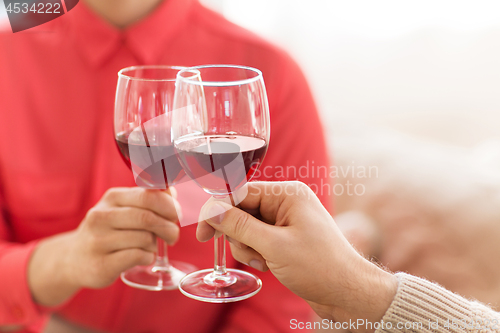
xmin=375 ymin=273 xmax=500 ymax=333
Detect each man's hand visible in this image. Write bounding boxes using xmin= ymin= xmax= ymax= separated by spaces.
xmin=197 ymin=182 xmax=397 ymax=332
xmin=28 ymin=187 xmax=181 ymax=307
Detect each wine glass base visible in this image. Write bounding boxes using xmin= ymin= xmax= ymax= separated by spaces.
xmin=121 ymin=261 xmax=197 ymax=291
xmin=178 ymin=268 xmax=262 ymax=303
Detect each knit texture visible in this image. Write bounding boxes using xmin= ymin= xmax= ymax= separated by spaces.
xmin=376 ymin=273 xmax=500 ymax=332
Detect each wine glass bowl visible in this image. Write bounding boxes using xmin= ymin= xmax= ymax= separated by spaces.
xmin=172 ymin=65 xmax=270 ymax=302
xmin=173 ymin=65 xmax=270 ymax=197
xmin=114 ymin=65 xmax=198 ymax=291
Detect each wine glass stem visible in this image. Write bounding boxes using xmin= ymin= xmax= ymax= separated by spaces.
xmin=214 ymin=234 xmax=227 ymax=276
xmin=152 ymin=238 xmax=172 ymax=272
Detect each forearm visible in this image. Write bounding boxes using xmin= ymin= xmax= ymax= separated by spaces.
xmin=27 ymin=231 xmax=80 ymax=307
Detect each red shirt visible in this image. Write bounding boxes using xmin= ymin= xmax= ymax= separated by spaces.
xmin=0 ymin=1 xmax=331 ymax=332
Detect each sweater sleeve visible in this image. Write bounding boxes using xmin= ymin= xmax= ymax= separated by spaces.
xmin=376 ymin=272 xmax=500 ymax=333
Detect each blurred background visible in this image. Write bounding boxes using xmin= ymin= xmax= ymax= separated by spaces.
xmin=196 ymin=0 xmax=500 ymax=215
xmin=198 ymin=0 xmax=500 ymax=235
xmin=200 ymin=0 xmax=500 ymax=148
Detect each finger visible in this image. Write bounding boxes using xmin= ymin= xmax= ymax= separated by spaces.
xmin=227 ymin=236 xmax=247 ymax=250
xmin=230 ymin=182 xmax=282 ymax=223
xmin=200 ymin=201 xmax=276 ymax=254
xmin=196 ymin=196 xmax=233 ymax=242
xmin=231 ymin=181 xmax=314 ymax=224
xmin=196 ymin=220 xmax=215 ymax=242
xmin=228 ymin=243 xmax=268 ymax=271
xmin=194 ymin=183 xmax=281 ymax=243
xmin=103 ymin=207 xmax=180 ymax=245
xmin=103 ymin=187 xmax=181 ymax=222
xmin=196 ymin=219 xmax=247 ymax=245
xmin=100 ymin=230 xmax=157 ymax=253
xmin=195 ymin=182 xmax=291 ymax=243
xmin=105 ymin=249 xmax=155 ymax=275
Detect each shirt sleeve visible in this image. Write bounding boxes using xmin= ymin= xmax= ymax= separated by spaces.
xmin=219 ymin=51 xmax=331 ymax=333
xmin=376 ymin=273 xmax=500 ymax=333
xmin=0 ymin=192 xmax=46 ymax=327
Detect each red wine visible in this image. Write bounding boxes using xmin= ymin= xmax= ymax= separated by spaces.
xmin=175 ymin=135 xmax=267 ymax=195
xmin=115 ymin=130 xmax=184 ymax=189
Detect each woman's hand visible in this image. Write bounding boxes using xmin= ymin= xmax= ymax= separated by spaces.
xmin=197 ymin=182 xmax=397 ymax=331
xmin=28 ymin=187 xmax=181 ymax=307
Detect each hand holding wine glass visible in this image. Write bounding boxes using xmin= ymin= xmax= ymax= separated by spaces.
xmin=28 ymin=187 xmax=181 ymax=306
xmin=197 ymin=181 xmax=398 ymax=326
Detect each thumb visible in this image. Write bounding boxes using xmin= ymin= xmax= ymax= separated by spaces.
xmin=201 ymin=201 xmax=274 ymax=254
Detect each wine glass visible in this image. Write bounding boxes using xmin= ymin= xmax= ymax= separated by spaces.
xmin=114 ymin=65 xmax=198 ymax=290
xmin=171 ymin=65 xmax=270 ymax=302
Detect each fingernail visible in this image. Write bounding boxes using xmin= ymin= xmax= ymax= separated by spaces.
xmin=249 ymin=259 xmax=264 ymax=271
xmin=207 ymin=203 xmax=226 ymax=224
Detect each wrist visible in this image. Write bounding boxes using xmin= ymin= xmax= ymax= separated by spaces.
xmin=360 ymin=267 xmax=398 ymax=323
xmin=28 ymin=231 xmax=81 ymax=307
xmin=334 ymin=258 xmax=398 ymax=332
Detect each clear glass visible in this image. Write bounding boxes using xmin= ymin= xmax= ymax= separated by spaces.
xmin=172 ymin=65 xmax=270 ymax=302
xmin=113 ymin=65 xmax=197 ymax=290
